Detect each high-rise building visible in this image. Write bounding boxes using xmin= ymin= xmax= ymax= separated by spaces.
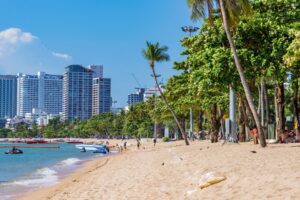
xmin=17 ymin=72 xmax=63 ymax=117
xmin=88 ymin=65 xmax=103 ymax=78
xmin=17 ymin=73 xmax=39 ymax=117
xmin=92 ymin=77 xmax=111 ymax=115
xmin=38 ymin=72 xmax=63 ymax=115
xmin=63 ymin=65 xmax=93 ymax=121
xmin=0 ymin=75 xmax=17 ymax=119
xmin=143 ymin=86 xmax=160 ymax=102
xmin=127 ymin=88 xmax=145 ymax=106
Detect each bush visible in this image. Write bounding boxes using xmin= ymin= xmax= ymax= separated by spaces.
xmin=162 ymin=136 xmax=169 ymax=142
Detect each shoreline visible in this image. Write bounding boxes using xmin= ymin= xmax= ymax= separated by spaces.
xmin=9 ymin=140 xmax=300 ymax=199
xmin=0 ymin=139 xmax=126 ymax=200
xmin=17 ymin=155 xmax=111 ymax=200
xmin=17 ymin=148 xmax=131 ymax=200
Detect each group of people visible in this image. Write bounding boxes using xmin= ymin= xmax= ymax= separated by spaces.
xmin=276 ymin=127 xmax=296 ymax=144
xmin=134 ymin=138 xmax=158 ymax=150
xmin=250 ymin=126 xmax=297 ymax=144
xmin=116 ymin=141 xmax=127 ymax=152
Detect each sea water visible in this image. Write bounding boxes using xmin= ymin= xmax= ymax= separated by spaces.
xmin=0 ymin=142 xmax=102 ymax=199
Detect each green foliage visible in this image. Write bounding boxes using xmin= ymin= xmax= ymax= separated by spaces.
xmin=0 ymin=128 xmax=12 ymax=138
xmin=162 ymin=136 xmax=170 ymax=142
xmin=284 ymin=31 xmax=300 ymax=74
xmin=43 ymin=117 xmax=65 ymax=138
xmin=186 ymin=0 xmax=252 ymax=28
xmin=123 ymin=102 xmax=154 ymax=139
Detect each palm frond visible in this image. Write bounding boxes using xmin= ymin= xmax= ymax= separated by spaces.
xmin=142 ymin=41 xmax=170 ymax=68
xmin=223 ymin=0 xmax=252 ymax=28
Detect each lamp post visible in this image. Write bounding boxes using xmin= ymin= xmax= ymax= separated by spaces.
xmin=181 ymin=26 xmax=199 ymax=37
xmin=181 ymin=26 xmax=199 ymax=139
xmin=151 ymin=74 xmax=161 ymax=139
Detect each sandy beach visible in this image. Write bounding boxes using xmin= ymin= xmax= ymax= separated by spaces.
xmin=15 ymin=140 xmax=300 ymax=200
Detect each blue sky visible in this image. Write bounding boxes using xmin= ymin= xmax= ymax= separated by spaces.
xmin=0 ymin=0 xmax=198 ymax=107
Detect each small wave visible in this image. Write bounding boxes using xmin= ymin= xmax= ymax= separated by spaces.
xmin=11 ymin=167 xmax=58 ymax=187
xmin=36 ymin=167 xmax=57 ymax=176
xmin=58 ymin=158 xmax=81 ymax=167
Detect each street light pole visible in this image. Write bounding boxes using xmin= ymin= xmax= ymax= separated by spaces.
xmin=181 ymin=26 xmax=199 ymax=139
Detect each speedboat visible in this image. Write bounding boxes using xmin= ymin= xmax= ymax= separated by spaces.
xmin=75 ymin=144 xmax=105 ymax=151
xmin=93 ymin=148 xmax=107 ymax=154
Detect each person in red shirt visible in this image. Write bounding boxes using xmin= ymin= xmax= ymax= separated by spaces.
xmin=250 ymin=127 xmax=259 ymax=144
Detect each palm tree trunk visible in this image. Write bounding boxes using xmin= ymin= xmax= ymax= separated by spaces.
xmin=150 ymin=67 xmax=189 ymax=145
xmin=219 ymin=0 xmax=266 ymax=147
xmin=275 ymin=82 xmax=285 ymax=139
xmin=196 ymin=110 xmax=203 ymax=137
xmin=210 ymin=104 xmax=219 ymax=143
xmin=238 ymin=95 xmax=246 ymax=142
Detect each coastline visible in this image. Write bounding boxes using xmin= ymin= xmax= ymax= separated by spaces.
xmin=15 ymin=140 xmax=300 ymax=200
xmin=0 ymin=140 xmax=108 ymax=200
xmin=17 ymin=154 xmax=111 ymax=200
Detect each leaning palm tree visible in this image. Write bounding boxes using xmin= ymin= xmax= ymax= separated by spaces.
xmin=142 ymin=41 xmax=189 ymax=145
xmin=187 ymin=0 xmax=267 ymax=147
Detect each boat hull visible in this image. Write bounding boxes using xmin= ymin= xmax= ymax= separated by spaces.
xmin=75 ymin=144 xmax=105 ymax=151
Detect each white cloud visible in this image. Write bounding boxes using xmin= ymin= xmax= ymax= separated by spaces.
xmin=52 ymin=51 xmax=71 ymax=60
xmin=0 ymin=28 xmax=37 ymax=58
xmin=0 ymin=27 xmax=36 ymax=44
xmin=0 ymin=27 xmax=72 ymax=75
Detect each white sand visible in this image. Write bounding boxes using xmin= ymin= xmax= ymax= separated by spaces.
xmin=16 ymin=140 xmax=300 ymax=200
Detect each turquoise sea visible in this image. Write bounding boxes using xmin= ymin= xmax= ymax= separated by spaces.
xmin=0 ymin=142 xmax=103 ymax=200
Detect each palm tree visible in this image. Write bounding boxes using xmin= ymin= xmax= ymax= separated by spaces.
xmin=142 ymin=41 xmax=189 ymax=145
xmin=187 ymin=0 xmax=267 ymax=147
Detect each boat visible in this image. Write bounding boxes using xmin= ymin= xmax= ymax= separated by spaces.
xmin=93 ymin=148 xmax=107 ymax=154
xmin=26 ymin=140 xmax=48 ymax=144
xmin=67 ymin=141 xmax=83 ymax=144
xmin=75 ymin=144 xmax=105 ymax=151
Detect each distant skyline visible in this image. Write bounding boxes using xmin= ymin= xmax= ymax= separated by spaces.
xmin=0 ymin=0 xmax=199 ymax=107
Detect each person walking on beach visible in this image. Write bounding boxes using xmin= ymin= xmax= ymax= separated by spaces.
xmin=153 ymin=138 xmax=157 ymax=147
xmin=137 ymin=139 xmax=141 ymax=150
xmin=124 ymin=141 xmax=127 ymax=151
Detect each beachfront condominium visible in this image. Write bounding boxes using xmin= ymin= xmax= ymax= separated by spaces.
xmin=127 ymin=88 xmax=145 ymax=106
xmin=88 ymin=64 xmax=103 ymax=78
xmin=63 ymin=65 xmax=93 ymax=121
xmin=17 ymin=73 xmax=38 ymax=117
xmin=0 ymin=75 xmax=17 ymax=119
xmin=38 ymin=72 xmax=63 ymax=115
xmin=92 ymin=77 xmax=112 ymax=115
xmin=17 ymin=72 xmax=63 ymax=117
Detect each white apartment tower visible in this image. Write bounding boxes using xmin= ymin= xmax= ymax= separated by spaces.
xmin=17 ymin=72 xmax=63 ymax=117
